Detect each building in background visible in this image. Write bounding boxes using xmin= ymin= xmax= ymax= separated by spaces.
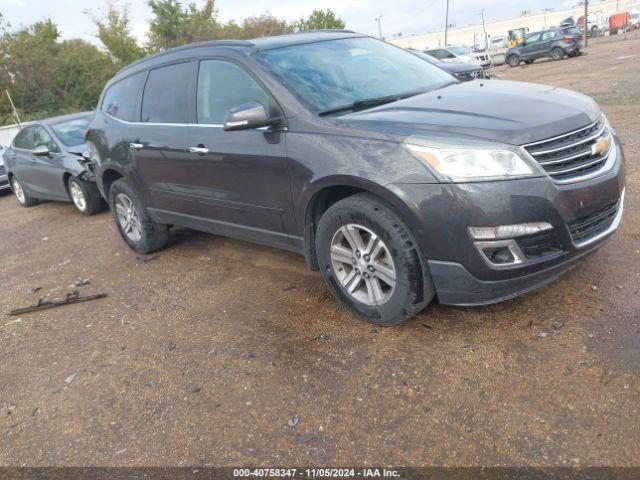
xmin=390 ymin=0 xmax=636 ymax=50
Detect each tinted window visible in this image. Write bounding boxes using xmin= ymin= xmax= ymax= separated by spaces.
xmin=52 ymin=116 xmax=92 ymax=146
xmin=102 ymin=72 xmax=145 ymax=122
xmin=13 ymin=127 xmax=33 ymax=149
xmin=197 ymin=60 xmax=270 ymax=124
xmin=142 ymin=62 xmax=191 ymax=123
xmin=541 ymin=31 xmax=556 ymax=41
xmin=258 ymin=38 xmax=453 ymax=113
xmin=525 ymin=33 xmax=541 ymax=44
xmin=32 ymin=126 xmax=59 ymax=153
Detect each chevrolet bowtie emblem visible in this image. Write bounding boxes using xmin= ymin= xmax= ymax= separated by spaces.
xmin=591 ymin=136 xmax=610 ymax=156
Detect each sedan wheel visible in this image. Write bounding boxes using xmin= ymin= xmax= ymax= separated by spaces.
xmin=115 ymin=193 xmax=143 ymax=243
xmin=330 ymin=224 xmax=396 ymax=306
xmin=12 ymin=177 xmax=25 ymax=204
xmin=69 ymin=181 xmax=87 ymax=212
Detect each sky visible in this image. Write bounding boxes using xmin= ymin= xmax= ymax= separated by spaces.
xmin=2 ymin=0 xmax=578 ymax=44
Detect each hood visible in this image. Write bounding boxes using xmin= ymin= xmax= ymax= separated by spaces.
xmin=338 ymin=80 xmax=601 ymax=146
xmin=440 ymin=62 xmax=483 ymax=74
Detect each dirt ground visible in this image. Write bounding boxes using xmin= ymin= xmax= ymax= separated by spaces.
xmin=1 ymin=32 xmax=639 ymax=468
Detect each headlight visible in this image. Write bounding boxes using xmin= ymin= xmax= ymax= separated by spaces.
xmin=405 ymin=144 xmax=536 ymax=182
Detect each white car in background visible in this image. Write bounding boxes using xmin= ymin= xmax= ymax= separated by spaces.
xmin=424 ymin=45 xmax=491 ymax=67
xmin=0 ymin=145 xmax=10 ymax=192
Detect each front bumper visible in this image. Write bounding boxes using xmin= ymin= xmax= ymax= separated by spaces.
xmin=0 ymin=164 xmax=9 ymax=191
xmin=389 ymin=136 xmax=625 ymax=306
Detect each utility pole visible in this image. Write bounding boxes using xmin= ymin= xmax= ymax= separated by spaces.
xmin=374 ymin=15 xmax=383 ymax=39
xmin=444 ymin=0 xmax=450 ymax=46
xmin=583 ymin=0 xmax=588 ymax=48
xmin=481 ymin=8 xmax=488 ymax=51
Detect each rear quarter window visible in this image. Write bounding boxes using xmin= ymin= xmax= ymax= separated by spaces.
xmin=102 ymin=72 xmax=145 ymax=122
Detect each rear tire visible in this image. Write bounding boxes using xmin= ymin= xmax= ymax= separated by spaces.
xmin=108 ymin=178 xmax=169 ymax=254
xmin=507 ymin=54 xmax=520 ymax=67
xmin=67 ymin=176 xmax=104 ymax=215
xmin=11 ymin=176 xmax=38 ymax=207
xmin=316 ymin=193 xmax=435 ymax=326
xmin=551 ymin=47 xmax=565 ymax=60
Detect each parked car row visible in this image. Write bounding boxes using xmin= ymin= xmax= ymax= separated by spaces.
xmin=2 ymin=31 xmax=625 ymax=326
xmin=408 ymin=49 xmax=489 ymax=81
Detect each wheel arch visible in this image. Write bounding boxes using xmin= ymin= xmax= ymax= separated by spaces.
xmin=100 ymin=166 xmax=126 ymax=201
xmin=301 ymin=176 xmax=425 ymax=271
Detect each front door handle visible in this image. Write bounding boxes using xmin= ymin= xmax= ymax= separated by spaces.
xmin=189 ymin=146 xmax=209 ymax=154
xmin=130 ymin=143 xmax=144 ymax=151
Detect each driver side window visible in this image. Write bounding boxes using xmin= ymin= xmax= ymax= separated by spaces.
xmin=196 ymin=60 xmax=270 ymax=125
xmin=32 ymin=126 xmax=59 ymax=153
xmin=525 ymin=33 xmax=541 ymax=44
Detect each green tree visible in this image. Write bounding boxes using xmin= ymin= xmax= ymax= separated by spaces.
xmin=295 ymin=9 xmax=345 ymax=31
xmin=235 ymin=13 xmax=293 ymax=39
xmin=0 ymin=18 xmax=116 ymax=125
xmin=146 ymin=0 xmax=218 ymax=50
xmin=86 ymin=0 xmax=145 ymax=67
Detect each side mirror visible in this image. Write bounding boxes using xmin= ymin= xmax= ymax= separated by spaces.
xmin=223 ymin=102 xmax=279 ymax=131
xmin=32 ymin=145 xmax=50 ymax=157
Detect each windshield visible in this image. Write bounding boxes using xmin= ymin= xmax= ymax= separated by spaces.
xmin=257 ymin=37 xmax=454 ymax=113
xmin=51 ymin=116 xmax=92 ymax=146
xmin=448 ymin=46 xmax=470 ymax=55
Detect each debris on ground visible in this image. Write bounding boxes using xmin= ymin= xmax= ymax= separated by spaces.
xmin=287 ymin=417 xmax=299 ymax=427
xmin=136 ymin=255 xmax=159 ymax=263
xmin=282 ymin=284 xmax=297 ymax=291
xmin=537 ymin=332 xmax=548 ymax=338
xmin=64 ymin=373 xmax=77 ymax=385
xmin=8 ymin=291 xmax=108 ymax=316
xmin=553 ymin=322 xmax=565 ymax=332
xmin=292 ymin=432 xmax=319 ymax=444
xmin=29 ymin=287 xmax=42 ymax=294
xmin=73 ymin=278 xmax=91 ymax=287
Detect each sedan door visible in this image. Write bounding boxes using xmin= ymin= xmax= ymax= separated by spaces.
xmin=6 ymin=127 xmax=36 ymax=189
xmin=185 ymin=59 xmax=296 ymax=245
xmin=27 ymin=125 xmax=68 ymax=199
xmin=534 ymin=31 xmax=558 ymax=58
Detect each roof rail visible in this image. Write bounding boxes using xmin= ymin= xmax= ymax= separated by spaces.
xmin=117 ymin=39 xmax=253 ymax=75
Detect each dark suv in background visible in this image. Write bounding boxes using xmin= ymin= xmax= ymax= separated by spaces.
xmin=507 ymin=28 xmax=582 ymax=66
xmin=87 ymin=31 xmax=625 ymax=325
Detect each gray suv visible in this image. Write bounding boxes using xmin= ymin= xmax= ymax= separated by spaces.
xmin=87 ymin=32 xmax=625 ymax=325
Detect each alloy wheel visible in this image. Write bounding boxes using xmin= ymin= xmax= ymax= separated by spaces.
xmin=12 ymin=178 xmax=25 ymax=204
xmin=330 ymin=224 xmax=397 ymax=306
xmin=70 ymin=181 xmax=87 ymax=212
xmin=115 ymin=193 xmax=142 ymax=242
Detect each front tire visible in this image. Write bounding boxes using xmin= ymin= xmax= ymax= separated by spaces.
xmin=68 ymin=176 xmax=104 ymax=215
xmin=108 ymin=178 xmax=169 ymax=254
xmin=316 ymin=193 xmax=435 ymax=326
xmin=11 ymin=176 xmax=38 ymax=207
xmin=507 ymin=54 xmax=521 ymax=67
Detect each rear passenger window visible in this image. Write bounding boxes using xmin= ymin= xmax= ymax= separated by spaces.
xmin=197 ymin=60 xmax=270 ymax=124
xmin=13 ymin=128 xmax=33 ymax=149
xmin=141 ymin=62 xmax=192 ymax=123
xmin=102 ymin=72 xmax=145 ymax=122
xmin=541 ymin=31 xmax=556 ymax=41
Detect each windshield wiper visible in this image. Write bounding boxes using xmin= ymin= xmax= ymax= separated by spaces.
xmin=318 ymin=90 xmax=426 ymax=116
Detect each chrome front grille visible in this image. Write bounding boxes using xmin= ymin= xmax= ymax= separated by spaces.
xmin=523 ymin=117 xmax=611 ymax=182
xmin=0 ymin=165 xmax=6 ymax=176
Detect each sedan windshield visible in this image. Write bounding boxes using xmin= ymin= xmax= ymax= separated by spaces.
xmin=448 ymin=46 xmax=470 ymax=55
xmin=51 ymin=116 xmax=92 ymax=146
xmin=257 ymin=37 xmax=454 ymax=114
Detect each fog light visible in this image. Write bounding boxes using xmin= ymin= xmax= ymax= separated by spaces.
xmin=474 ymin=239 xmax=525 ymax=267
xmin=468 ymin=222 xmax=553 ymax=240
xmin=483 ymin=246 xmax=515 ymax=264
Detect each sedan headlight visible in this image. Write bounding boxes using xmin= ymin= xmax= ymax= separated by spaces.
xmin=405 ymin=144 xmax=536 ymax=182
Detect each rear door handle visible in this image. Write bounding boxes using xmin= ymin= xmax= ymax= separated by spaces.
xmin=129 ymin=143 xmax=144 ymax=150
xmin=188 ymin=146 xmax=209 ymax=154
